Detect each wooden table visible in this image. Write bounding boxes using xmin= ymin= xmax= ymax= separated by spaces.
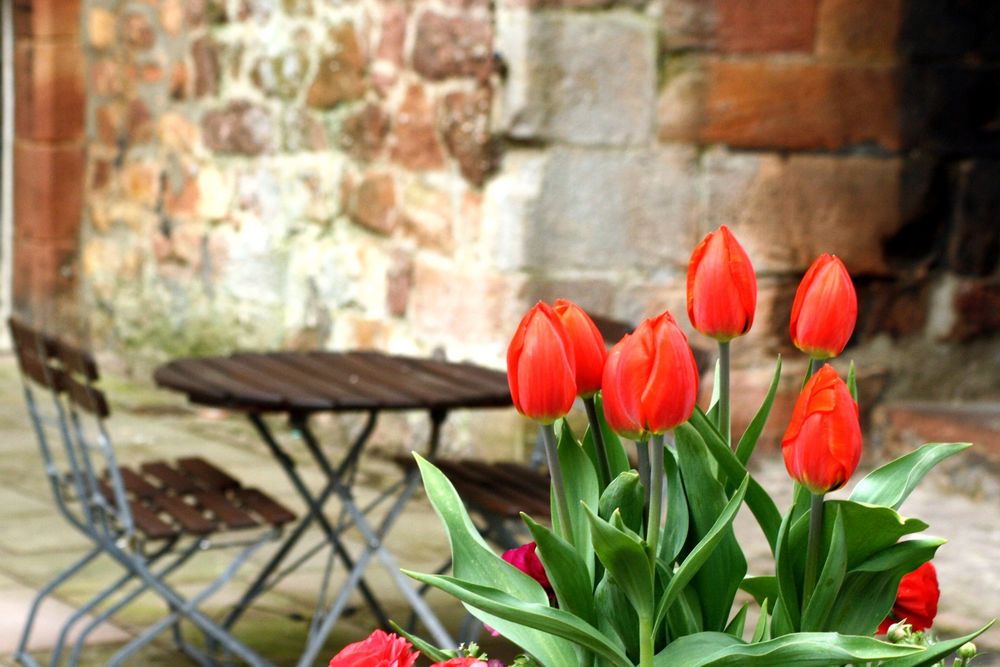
xmin=154 ymin=350 xmax=512 ymax=665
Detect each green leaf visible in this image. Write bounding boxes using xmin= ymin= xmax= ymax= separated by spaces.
xmin=773 ymin=508 xmax=801 ymax=635
xmin=665 ymin=583 xmax=703 ymax=639
xmin=674 ymin=424 xmax=748 ymax=631
xmin=522 ymin=514 xmax=597 ymax=626
xmin=599 ymin=471 xmax=644 ymax=535
xmin=751 ymin=599 xmax=769 ymax=643
xmin=847 ymin=360 xmax=858 ymax=403
xmin=556 ymin=421 xmax=600 ymax=578
xmin=652 ymin=631 xmax=921 ymax=666
xmin=881 ymin=620 xmax=995 ymax=667
xmin=849 ymin=442 xmax=971 ymax=510
xmin=659 ymin=447 xmax=689 ymax=565
xmin=851 ymin=537 xmax=946 ymax=574
xmin=801 ymin=508 xmax=846 ymax=631
xmin=595 ymin=574 xmax=639 ymax=662
xmin=586 ymin=394 xmax=632 ymax=479
xmin=725 ymin=603 xmax=749 ymax=639
xmin=653 ymin=473 xmax=749 ymax=633
xmin=734 ymin=355 xmax=782 ymax=466
xmin=740 ymin=576 xmax=777 ymax=608
xmin=388 ymin=622 xmax=454 ymax=662
xmin=405 ymin=572 xmax=633 ymax=667
xmin=584 ymin=505 xmax=653 ymax=619
xmin=413 ymin=455 xmax=577 ymax=665
xmin=689 ymin=408 xmax=781 ymax=553
xmin=707 ymin=358 xmax=721 ymax=426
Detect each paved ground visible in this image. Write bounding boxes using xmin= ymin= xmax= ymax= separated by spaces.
xmin=0 ymin=354 xmax=996 ymax=666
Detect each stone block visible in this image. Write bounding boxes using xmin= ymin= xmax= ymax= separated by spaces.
xmin=13 ymin=0 xmax=81 ymax=38
xmin=854 ymin=279 xmax=929 ymax=340
xmin=87 ymin=7 xmax=116 ymax=49
xmin=950 ymin=281 xmax=1000 ymax=342
xmin=202 ymin=101 xmax=273 ymax=155
xmin=438 ymin=88 xmax=498 ymax=187
xmin=390 ymin=85 xmax=445 ymax=171
xmin=704 ymin=149 xmax=904 ymax=275
xmin=659 ymin=0 xmax=717 ymax=51
xmin=122 ymin=12 xmax=156 ymax=51
xmin=307 ymin=24 xmax=367 ymax=108
xmin=400 ymin=178 xmax=455 ymax=254
xmin=126 ymin=98 xmax=154 ymax=143
xmin=340 ymin=103 xmax=389 ymax=162
xmin=947 ymin=160 xmax=1000 ymax=277
xmin=12 ymin=239 xmax=78 ymax=312
xmin=498 ymin=10 xmax=656 ymax=146
xmin=386 ymin=249 xmax=414 ymax=317
xmin=192 ymin=37 xmax=221 ymax=97
xmin=14 ymin=141 xmax=85 ymax=243
xmin=14 ymin=42 xmax=85 ymax=142
xmin=703 ymin=60 xmax=899 ymax=150
xmin=900 ymin=65 xmax=1000 ymax=153
xmin=349 ymin=172 xmax=398 ymax=235
xmin=377 ymin=2 xmax=407 ymax=67
xmin=489 ymin=146 xmax=699 ymax=273
xmin=716 ymin=0 xmax=819 ymax=53
xmin=412 ymin=11 xmax=493 ymax=81
xmin=816 ymin=0 xmax=901 ymax=60
xmin=657 ymin=56 xmax=708 ymax=143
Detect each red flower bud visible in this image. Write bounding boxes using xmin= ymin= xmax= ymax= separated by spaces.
xmin=507 ymin=302 xmax=577 ymax=424
xmin=601 ymin=312 xmax=699 ymax=437
xmin=501 ymin=542 xmax=552 ymax=594
xmin=553 ymin=299 xmax=607 ymax=398
xmin=878 ymin=562 xmax=939 ymax=634
xmin=687 ymin=225 xmax=757 ymax=342
xmin=328 ymin=630 xmax=418 ymax=667
xmin=781 ymin=364 xmax=862 ymax=494
xmin=790 ymin=254 xmax=857 ymax=359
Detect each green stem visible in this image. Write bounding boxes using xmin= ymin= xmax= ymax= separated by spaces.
xmin=719 ymin=341 xmax=731 ymax=447
xmin=584 ymin=396 xmax=613 ymax=489
xmin=636 ymin=437 xmax=651 ymax=511
xmin=639 ymin=614 xmax=654 ymax=667
xmin=541 ymin=423 xmax=573 ymax=544
xmin=803 ymin=492 xmax=825 ymax=608
xmin=801 ymin=357 xmax=818 ymax=388
xmin=647 ymin=434 xmax=665 ymax=562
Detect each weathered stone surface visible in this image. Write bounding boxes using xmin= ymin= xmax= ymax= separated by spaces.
xmin=659 ymin=0 xmax=716 ymax=50
xmin=897 ymin=0 xmax=1000 ymax=59
xmin=377 ymin=3 xmax=407 ymax=67
xmin=87 ymin=8 xmax=116 ymax=49
xmin=170 ymin=62 xmax=189 ymax=100
xmin=391 ymin=85 xmax=445 ymax=170
xmin=121 ymin=160 xmax=162 ymax=207
xmin=498 ymin=11 xmax=656 ymax=146
xmin=94 ymin=103 xmax=123 ymax=145
xmin=703 ymin=60 xmax=899 ymax=150
xmin=282 ymin=109 xmax=327 ymax=152
xmin=716 ymin=0 xmax=819 ymax=52
xmin=202 ymin=101 xmax=273 ymax=155
xmin=947 ymin=160 xmax=1000 ymax=277
xmin=401 ymin=179 xmax=455 ymax=253
xmin=122 ymin=12 xmax=155 ymax=51
xmin=340 ymin=103 xmax=389 ymax=161
xmin=126 ymin=98 xmax=154 ymax=143
xmin=412 ymin=11 xmax=492 ymax=81
xmin=307 ymin=25 xmax=366 ymax=108
xmin=657 ymin=56 xmax=707 ymax=143
xmin=900 ymin=64 xmax=1000 ymax=153
xmin=816 ymin=0 xmax=901 ymax=60
xmin=14 ymin=142 xmax=85 ymax=242
xmin=951 ymin=281 xmax=1000 ymax=341
xmin=855 ymin=279 xmax=929 ymax=339
xmin=158 ymin=112 xmax=201 ymax=153
xmin=438 ymin=88 xmax=497 ymax=187
xmin=349 ymin=172 xmax=398 ymax=234
xmin=386 ymin=249 xmax=414 ymax=317
xmin=161 ymin=0 xmax=185 ymax=34
xmin=192 ymin=37 xmax=221 ymax=97
xmin=704 ymin=149 xmax=904 ymax=275
xmin=485 ymin=146 xmax=699 ymax=273
xmin=185 ymin=0 xmax=227 ymax=27
xmin=15 ymin=42 xmax=85 ymax=142
xmin=14 ymin=0 xmax=81 ymax=38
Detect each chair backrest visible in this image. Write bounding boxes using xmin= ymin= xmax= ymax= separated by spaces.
xmin=8 ymin=318 xmax=134 ymax=540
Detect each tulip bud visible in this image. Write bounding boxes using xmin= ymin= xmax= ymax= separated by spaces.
xmin=957 ymin=643 xmax=977 ymax=660
xmin=781 ymin=364 xmax=862 ymax=494
xmin=601 ymin=312 xmax=699 ymax=437
xmin=687 ymin=225 xmax=757 ymax=342
xmin=507 ymin=302 xmax=577 ymax=424
xmin=789 ymin=254 xmax=857 ymax=360
xmin=877 ymin=562 xmax=940 ymax=635
xmin=553 ymin=299 xmax=607 ymax=397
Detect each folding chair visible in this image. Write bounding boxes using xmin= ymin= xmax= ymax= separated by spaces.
xmin=9 ymin=318 xmax=296 ymax=667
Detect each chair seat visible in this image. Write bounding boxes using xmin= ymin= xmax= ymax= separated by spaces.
xmin=100 ymin=456 xmax=296 ymax=540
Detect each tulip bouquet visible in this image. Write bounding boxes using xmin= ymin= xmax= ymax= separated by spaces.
xmin=331 ymin=227 xmax=993 ymax=667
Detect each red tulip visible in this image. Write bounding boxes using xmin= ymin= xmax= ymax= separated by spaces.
xmin=781 ymin=364 xmax=862 ymax=494
xmin=553 ymin=299 xmax=607 ymax=397
xmin=601 ymin=312 xmax=699 ymax=437
xmin=328 ymin=630 xmax=418 ymax=667
xmin=878 ymin=562 xmax=940 ymax=634
xmin=502 ymin=542 xmax=553 ymax=599
xmin=687 ymin=225 xmax=757 ymax=342
xmin=790 ymin=254 xmax=857 ymax=359
xmin=507 ymin=302 xmax=577 ymax=424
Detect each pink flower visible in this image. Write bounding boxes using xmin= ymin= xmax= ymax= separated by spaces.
xmin=431 ymin=659 xmax=489 ymax=667
xmin=328 ymin=630 xmax=418 ymax=667
xmin=502 ymin=542 xmax=551 ymax=593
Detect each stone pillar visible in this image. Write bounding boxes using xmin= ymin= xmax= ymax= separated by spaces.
xmin=12 ymin=0 xmax=85 ymax=328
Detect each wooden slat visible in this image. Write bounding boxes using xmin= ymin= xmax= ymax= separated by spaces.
xmin=200 ymin=357 xmax=333 ymax=411
xmin=231 ymin=354 xmax=375 ymax=407
xmin=97 ymin=480 xmax=178 ymax=540
xmin=177 ymin=457 xmax=241 ymax=491
xmin=350 ymin=353 xmax=503 ymax=404
xmin=153 ymin=495 xmax=216 ymax=535
xmin=323 ymin=353 xmax=458 ymax=405
xmin=49 ymin=338 xmax=100 ymax=381
xmin=435 ymin=460 xmax=550 ymax=517
xmin=62 ymin=374 xmax=110 ymax=417
xmin=167 ymin=359 xmax=286 ymax=409
xmin=116 ymin=467 xmax=161 ymax=499
xmin=235 ymin=488 xmax=296 ymax=526
xmin=141 ymin=461 xmax=202 ymax=494
xmin=193 ymin=491 xmax=259 ymax=530
xmin=276 ymin=353 xmax=414 ymax=406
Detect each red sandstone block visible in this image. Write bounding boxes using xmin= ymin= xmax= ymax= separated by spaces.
xmin=14 ymin=140 xmax=85 ymax=243
xmin=12 ymin=239 xmax=78 ymax=313
xmin=14 ymin=42 xmax=85 ymax=142
xmin=716 ymin=0 xmax=819 ymax=53
xmin=702 ymin=60 xmax=899 ymax=150
xmin=13 ymin=0 xmax=81 ymax=38
xmin=816 ymin=0 xmax=901 ymax=60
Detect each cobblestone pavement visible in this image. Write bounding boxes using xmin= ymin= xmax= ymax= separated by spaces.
xmin=0 ymin=355 xmax=996 ymax=665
